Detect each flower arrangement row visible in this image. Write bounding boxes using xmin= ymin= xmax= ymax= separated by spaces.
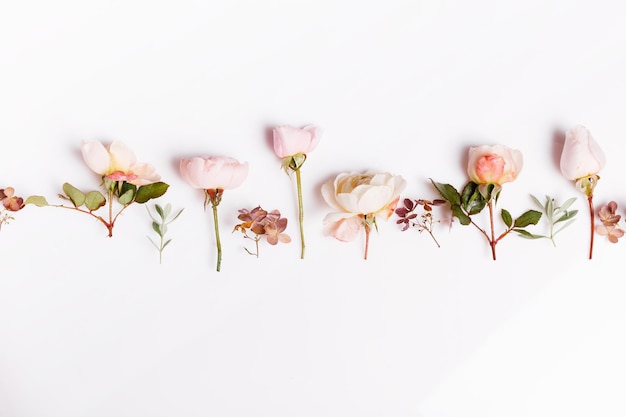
xmin=2 ymin=124 xmax=611 ymax=270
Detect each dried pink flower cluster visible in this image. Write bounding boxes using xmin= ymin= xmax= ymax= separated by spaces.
xmin=596 ymin=201 xmax=624 ymax=243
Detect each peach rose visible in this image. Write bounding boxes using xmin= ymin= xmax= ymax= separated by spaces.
xmin=467 ymin=145 xmax=523 ymax=185
xmin=81 ymin=140 xmax=160 ymax=186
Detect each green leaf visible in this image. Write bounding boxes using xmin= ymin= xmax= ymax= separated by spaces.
xmin=24 ymin=195 xmax=49 ymax=207
xmin=514 ymin=229 xmax=545 ymax=239
xmin=530 ymin=194 xmax=543 ymax=210
xmin=162 ymin=239 xmax=172 ymax=249
xmin=155 ymin=204 xmax=164 ymax=219
xmin=501 ymin=209 xmax=512 ymax=228
xmin=559 ymin=197 xmax=577 ymax=212
xmin=135 ymin=182 xmax=169 ymax=204
xmin=152 ymin=221 xmax=161 ymax=235
xmin=84 ymin=191 xmax=106 ymax=211
xmin=168 ymin=208 xmax=184 ymax=223
xmin=118 ymin=189 xmax=134 ymax=205
xmin=554 ymin=210 xmax=578 ymax=224
xmin=513 ymin=209 xmax=542 ymax=228
xmin=461 ymin=181 xmax=487 ymax=215
xmin=162 ymin=203 xmax=172 ymax=218
xmin=62 ymin=183 xmax=86 ymax=207
xmin=430 ymin=179 xmax=461 ymax=206
xmin=120 ymin=182 xmax=137 ymax=198
xmin=451 ymin=205 xmax=471 ymax=225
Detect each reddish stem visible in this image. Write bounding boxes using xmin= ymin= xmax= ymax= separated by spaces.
xmin=488 ymin=199 xmax=497 ymax=260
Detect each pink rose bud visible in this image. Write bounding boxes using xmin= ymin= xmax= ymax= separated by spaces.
xmin=467 ymin=145 xmax=523 ymax=185
xmin=272 ymin=125 xmax=321 ymax=159
xmin=559 ymin=125 xmax=605 ymax=181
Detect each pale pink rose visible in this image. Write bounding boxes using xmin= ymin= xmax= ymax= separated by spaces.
xmin=80 ymin=140 xmax=160 ymax=186
xmin=321 ymin=171 xmax=406 ymax=241
xmin=560 ymin=125 xmax=606 ymax=180
xmin=467 ymin=145 xmax=523 ymax=185
xmin=179 ymin=156 xmax=248 ymax=190
xmin=273 ymin=125 xmax=321 ymax=158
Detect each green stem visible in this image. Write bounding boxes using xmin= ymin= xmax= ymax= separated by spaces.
xmin=212 ymin=203 xmax=222 ymax=272
xmin=295 ymin=167 xmax=305 ymax=259
xmin=588 ymin=194 xmax=594 ymax=260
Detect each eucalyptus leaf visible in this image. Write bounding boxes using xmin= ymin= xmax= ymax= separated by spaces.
xmin=24 ymin=195 xmax=49 ymax=207
xmin=84 ymin=191 xmax=106 ymax=211
xmin=62 ymin=183 xmax=86 ymax=207
xmin=514 ymin=229 xmax=545 ymax=239
xmin=118 ymin=189 xmax=134 ymax=205
xmin=155 ymin=204 xmax=164 ymax=218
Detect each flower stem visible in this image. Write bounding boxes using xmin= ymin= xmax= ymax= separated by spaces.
xmin=107 ymin=189 xmax=114 ymax=237
xmin=212 ymin=203 xmax=222 ymax=272
xmin=295 ymin=167 xmax=305 ymax=259
xmin=588 ymin=194 xmax=595 ymax=260
xmin=488 ymin=199 xmax=497 ymax=261
xmin=364 ymin=222 xmax=370 ymax=260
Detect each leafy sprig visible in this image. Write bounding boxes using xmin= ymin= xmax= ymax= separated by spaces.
xmin=147 ymin=203 xmax=184 ymax=264
xmin=431 ymin=179 xmax=541 ymax=260
xmin=515 ymin=195 xmax=578 ymax=246
xmin=26 ymin=180 xmax=169 ymax=237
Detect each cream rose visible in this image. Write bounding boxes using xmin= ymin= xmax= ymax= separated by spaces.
xmin=559 ymin=125 xmax=605 ymax=181
xmin=321 ymin=171 xmax=406 ymax=243
xmin=467 ymin=145 xmax=523 ymax=185
xmin=81 ymin=140 xmax=160 ymax=186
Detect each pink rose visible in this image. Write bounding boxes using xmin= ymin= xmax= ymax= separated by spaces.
xmin=467 ymin=145 xmax=523 ymax=185
xmin=273 ymin=125 xmax=321 ymax=158
xmin=179 ymin=156 xmax=249 ymax=190
xmin=81 ymin=140 xmax=160 ymax=186
xmin=559 ymin=125 xmax=605 ymax=181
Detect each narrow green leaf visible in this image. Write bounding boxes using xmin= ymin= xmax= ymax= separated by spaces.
xmin=513 ymin=209 xmax=542 ymax=228
xmin=514 ymin=229 xmax=546 ymax=239
xmin=135 ymin=182 xmax=169 ymax=204
xmin=162 ymin=239 xmax=172 ymax=249
xmin=24 ymin=195 xmax=49 ymax=207
xmin=84 ymin=191 xmax=106 ymax=211
xmin=560 ymin=197 xmax=577 ymax=212
xmin=430 ymin=179 xmax=461 ymax=206
xmin=155 ymin=204 xmax=164 ymax=218
xmin=169 ymin=208 xmax=184 ymax=223
xmin=501 ymin=209 xmax=512 ymax=228
xmin=147 ymin=237 xmax=160 ymax=250
xmin=62 ymin=183 xmax=85 ymax=207
xmin=554 ymin=219 xmax=577 ymax=236
xmin=530 ymin=194 xmax=543 ymax=210
xmin=152 ymin=222 xmax=161 ymax=235
xmin=554 ymin=210 xmax=578 ymax=224
xmin=163 ymin=203 xmax=172 ymax=218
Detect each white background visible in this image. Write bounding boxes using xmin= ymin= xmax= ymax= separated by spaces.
xmin=1 ymin=1 xmax=626 ymax=416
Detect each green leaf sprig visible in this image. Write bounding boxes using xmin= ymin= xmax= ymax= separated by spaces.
xmin=147 ymin=203 xmax=184 ymax=264
xmin=26 ymin=181 xmax=169 ymax=237
xmin=431 ymin=179 xmax=542 ymax=260
xmin=514 ymin=195 xmax=578 ymax=246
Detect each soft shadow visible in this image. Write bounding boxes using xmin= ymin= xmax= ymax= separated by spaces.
xmin=552 ymin=128 xmax=566 ymax=171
